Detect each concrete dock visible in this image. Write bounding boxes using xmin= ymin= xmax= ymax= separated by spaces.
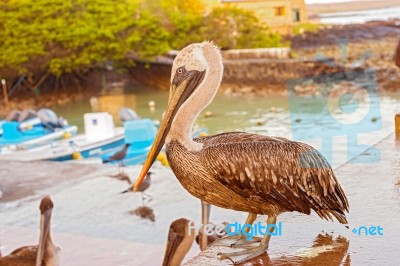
xmin=0 ymin=133 xmax=399 ymax=265
xmin=185 ymin=133 xmax=400 ymax=265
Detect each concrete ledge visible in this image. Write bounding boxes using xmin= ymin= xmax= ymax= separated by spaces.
xmin=184 ymin=133 xmax=400 ymax=265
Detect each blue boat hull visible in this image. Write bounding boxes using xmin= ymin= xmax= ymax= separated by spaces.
xmin=50 ymin=137 xmax=126 ymax=162
xmin=101 ymin=126 xmax=207 ymax=166
xmin=102 ymin=147 xmax=151 ymax=166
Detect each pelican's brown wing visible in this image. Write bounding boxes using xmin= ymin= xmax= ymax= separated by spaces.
xmin=0 ymin=256 xmax=36 ymax=266
xmin=9 ymin=246 xmax=37 ymax=257
xmin=0 ymin=246 xmax=37 ymax=266
xmin=199 ymin=132 xmax=349 ymax=223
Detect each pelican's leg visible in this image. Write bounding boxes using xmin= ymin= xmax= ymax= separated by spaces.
xmin=230 ymin=213 xmax=261 ymax=247
xmin=218 ymin=215 xmax=277 ymax=265
xmin=142 ymin=192 xmax=153 ymax=203
xmin=213 ymin=213 xmax=260 ymax=247
xmin=121 ymin=160 xmax=125 ymax=173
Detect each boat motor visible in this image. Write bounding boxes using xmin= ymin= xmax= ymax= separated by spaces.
xmin=119 ymin=107 xmax=139 ymax=123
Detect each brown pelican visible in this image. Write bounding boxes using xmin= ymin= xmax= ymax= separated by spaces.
xmin=196 ymin=223 xmax=226 ymax=251
xmin=133 ymin=41 xmax=349 ymax=263
xmin=104 ymin=144 xmax=131 ymax=173
xmin=162 ymin=218 xmax=195 ymax=266
xmin=0 ymin=196 xmax=60 ymax=266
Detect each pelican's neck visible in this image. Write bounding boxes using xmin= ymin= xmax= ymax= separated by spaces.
xmin=44 ymin=215 xmax=59 ymax=265
xmin=46 ymin=219 xmax=53 ymax=245
xmin=167 ymin=47 xmax=223 ymax=150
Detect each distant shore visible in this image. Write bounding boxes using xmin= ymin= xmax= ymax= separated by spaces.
xmin=0 ymin=20 xmax=399 ymax=115
xmin=307 ymin=0 xmax=400 ymax=16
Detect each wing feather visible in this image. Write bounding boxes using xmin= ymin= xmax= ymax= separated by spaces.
xmin=198 ymin=132 xmax=349 ymax=220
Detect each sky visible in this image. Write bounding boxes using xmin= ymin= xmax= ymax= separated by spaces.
xmin=305 ymin=0 xmax=372 ymax=3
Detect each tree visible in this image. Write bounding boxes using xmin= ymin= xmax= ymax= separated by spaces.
xmin=197 ymin=6 xmax=286 ymax=50
xmin=143 ymin=0 xmax=206 ymax=50
xmin=144 ymin=1 xmax=285 ymax=50
xmin=0 ymin=0 xmax=287 ymax=94
xmin=0 ymin=0 xmax=170 ymax=91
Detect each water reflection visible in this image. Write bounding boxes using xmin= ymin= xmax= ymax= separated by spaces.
xmin=89 ymin=94 xmax=137 ymax=124
xmin=53 ymin=87 xmax=400 ymax=168
xmin=238 ymin=234 xmax=350 ymax=266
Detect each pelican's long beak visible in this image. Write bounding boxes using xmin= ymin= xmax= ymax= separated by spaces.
xmin=36 ymin=209 xmax=51 ymax=266
xmin=134 ymin=70 xmax=205 ymax=191
xmin=162 ymin=219 xmax=195 ymax=266
xmin=162 ymin=230 xmax=184 ymax=266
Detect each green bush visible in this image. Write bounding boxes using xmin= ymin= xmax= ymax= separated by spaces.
xmin=0 ymin=0 xmax=170 ymax=89
xmin=0 ymin=0 xmax=287 ymax=90
xmin=292 ymin=23 xmax=321 ymax=35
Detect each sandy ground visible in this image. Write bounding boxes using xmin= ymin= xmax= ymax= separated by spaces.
xmin=0 ymin=161 xmax=245 ymax=265
xmin=1 ymin=134 xmax=400 ymax=265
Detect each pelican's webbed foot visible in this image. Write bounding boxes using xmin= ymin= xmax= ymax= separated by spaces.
xmin=217 ymin=215 xmax=277 ymax=265
xmin=230 ymin=235 xmax=262 ymax=248
xmin=217 ymin=242 xmax=268 ymax=264
xmin=211 ymin=235 xmax=260 ymax=248
xmin=213 ymin=212 xmax=258 ymax=248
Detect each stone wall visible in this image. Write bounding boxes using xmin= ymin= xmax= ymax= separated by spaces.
xmin=223 ymin=47 xmax=290 ymax=59
xmin=129 ymin=57 xmax=343 ymax=96
xmin=221 ymin=58 xmax=342 ymax=95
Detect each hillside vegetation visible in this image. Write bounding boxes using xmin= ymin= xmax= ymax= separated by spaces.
xmin=0 ymin=0 xmax=285 ymax=92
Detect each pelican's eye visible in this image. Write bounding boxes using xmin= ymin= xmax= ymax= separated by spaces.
xmin=177 ymin=67 xmax=185 ymax=75
xmin=172 ymin=67 xmax=188 ymax=86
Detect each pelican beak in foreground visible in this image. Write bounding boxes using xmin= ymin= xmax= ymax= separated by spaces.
xmin=162 ymin=218 xmax=195 ymax=266
xmin=163 ymin=227 xmax=184 ymax=266
xmin=134 ymin=69 xmax=205 ymax=191
xmin=36 ymin=200 xmax=52 ymax=266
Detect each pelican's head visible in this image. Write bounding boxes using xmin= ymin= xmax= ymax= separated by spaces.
xmin=39 ymin=196 xmax=54 ymax=216
xmin=134 ymin=42 xmax=222 ymax=191
xmin=36 ymin=196 xmax=54 ymax=266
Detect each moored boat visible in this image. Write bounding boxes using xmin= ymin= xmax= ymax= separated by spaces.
xmin=101 ymin=121 xmax=207 ymax=166
xmin=101 ymin=118 xmax=157 ymax=166
xmin=0 ymin=108 xmax=77 ymax=153
xmin=0 ymin=112 xmax=123 ymax=161
xmin=0 ymin=117 xmax=42 ymax=136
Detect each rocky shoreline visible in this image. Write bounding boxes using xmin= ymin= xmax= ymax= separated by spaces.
xmin=307 ymin=0 xmax=400 ymax=15
xmin=131 ymin=20 xmax=400 ymax=96
xmin=1 ymin=20 xmax=399 ymax=115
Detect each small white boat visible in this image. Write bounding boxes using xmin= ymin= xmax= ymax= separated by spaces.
xmin=0 ymin=112 xmax=124 ymax=161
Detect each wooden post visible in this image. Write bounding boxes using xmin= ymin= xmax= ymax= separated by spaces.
xmin=1 ymin=79 xmax=9 ymax=109
xmin=395 ymin=114 xmax=400 ymax=139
